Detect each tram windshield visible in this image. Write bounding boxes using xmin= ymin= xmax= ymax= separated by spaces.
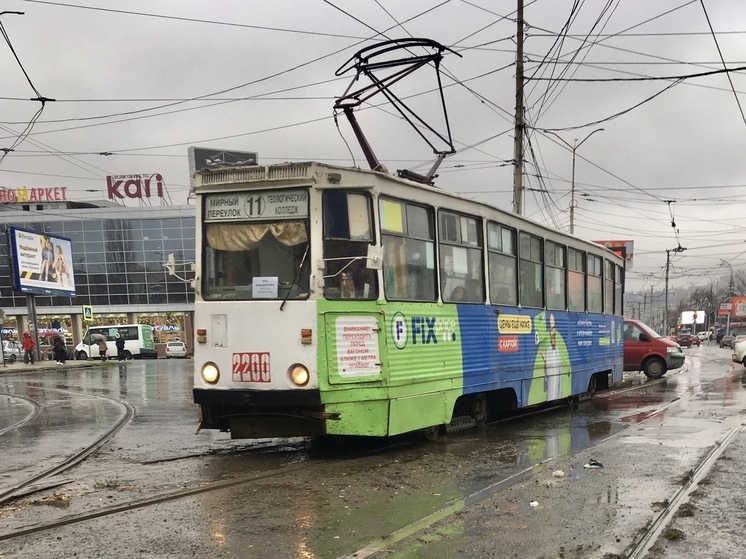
xmin=203 ymin=220 xmax=310 ymax=300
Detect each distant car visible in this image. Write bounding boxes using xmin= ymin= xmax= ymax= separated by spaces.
xmin=733 ymin=338 xmax=746 ymax=368
xmin=165 ymin=341 xmax=187 ymax=358
xmin=676 ymin=332 xmax=696 ymax=348
xmin=2 ymin=340 xmax=22 ymax=362
xmin=697 ymin=332 xmax=710 ymax=342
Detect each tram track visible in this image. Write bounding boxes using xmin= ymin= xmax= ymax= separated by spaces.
xmin=0 ymin=392 xmax=42 ymax=436
xmin=0 ymin=386 xmax=135 ymax=506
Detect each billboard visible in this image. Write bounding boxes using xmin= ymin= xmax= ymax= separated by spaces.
xmin=593 ymin=240 xmax=634 ymax=269
xmin=681 ymin=310 xmax=704 ymax=325
xmin=10 ymin=227 xmax=76 ymax=297
xmin=732 ymin=296 xmax=746 ymax=318
xmin=188 ymin=146 xmax=258 ymax=186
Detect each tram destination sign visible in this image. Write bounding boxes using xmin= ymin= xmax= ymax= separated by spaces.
xmin=204 ymin=189 xmax=308 ymax=222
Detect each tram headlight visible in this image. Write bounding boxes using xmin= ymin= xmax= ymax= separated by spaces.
xmin=201 ymin=362 xmax=220 ymax=384
xmin=289 ymin=364 xmax=310 ymax=387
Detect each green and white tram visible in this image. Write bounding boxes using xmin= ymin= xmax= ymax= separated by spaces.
xmin=193 ymin=161 xmax=624 ymax=439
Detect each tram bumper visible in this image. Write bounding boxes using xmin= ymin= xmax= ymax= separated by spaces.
xmin=193 ymin=387 xmax=331 ymax=439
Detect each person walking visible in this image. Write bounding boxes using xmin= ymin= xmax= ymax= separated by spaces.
xmin=97 ymin=337 xmax=108 ymax=361
xmin=115 ymin=334 xmax=126 ymax=361
xmin=21 ymin=331 xmax=35 ymax=364
xmin=53 ymin=335 xmax=67 ymax=365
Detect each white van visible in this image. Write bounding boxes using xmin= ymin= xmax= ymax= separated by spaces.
xmin=75 ymin=324 xmax=157 ymax=360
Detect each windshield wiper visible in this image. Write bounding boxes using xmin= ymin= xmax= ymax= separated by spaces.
xmin=280 ymin=244 xmax=309 ymax=311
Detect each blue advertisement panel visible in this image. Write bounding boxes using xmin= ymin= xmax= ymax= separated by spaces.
xmin=10 ymin=226 xmax=77 ymax=297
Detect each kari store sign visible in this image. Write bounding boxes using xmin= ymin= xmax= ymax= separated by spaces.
xmin=106 ymin=174 xmax=165 ymax=201
xmin=10 ymin=226 xmax=76 ymax=297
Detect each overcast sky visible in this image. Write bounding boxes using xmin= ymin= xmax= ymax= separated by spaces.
xmin=1 ymin=0 xmax=745 ymax=297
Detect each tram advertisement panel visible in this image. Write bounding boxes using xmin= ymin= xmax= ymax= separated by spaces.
xmin=322 ymin=300 xmax=622 ymax=407
xmin=9 ymin=226 xmax=76 ymax=297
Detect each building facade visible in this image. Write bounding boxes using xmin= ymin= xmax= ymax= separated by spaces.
xmin=0 ymin=201 xmax=195 ymax=352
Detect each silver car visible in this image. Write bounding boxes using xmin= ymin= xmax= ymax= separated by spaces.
xmin=2 ymin=340 xmax=23 ymax=362
xmin=165 ymin=341 xmax=188 ymax=358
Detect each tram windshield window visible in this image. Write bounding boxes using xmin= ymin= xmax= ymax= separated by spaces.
xmin=203 ymin=221 xmax=310 ymax=300
xmin=322 ymin=191 xmax=378 ymax=300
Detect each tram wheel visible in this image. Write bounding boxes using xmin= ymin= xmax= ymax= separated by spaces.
xmin=473 ymin=394 xmax=488 ymax=426
xmin=422 ymin=424 xmax=446 ymax=442
xmin=587 ymin=375 xmax=597 ymax=396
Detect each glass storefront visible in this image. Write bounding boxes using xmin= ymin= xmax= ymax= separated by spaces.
xmin=0 ymin=203 xmax=195 ymax=352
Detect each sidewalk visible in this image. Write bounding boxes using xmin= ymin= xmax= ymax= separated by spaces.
xmin=0 ymin=357 xmax=98 ymax=374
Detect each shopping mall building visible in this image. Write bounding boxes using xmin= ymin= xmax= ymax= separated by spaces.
xmin=0 ymin=195 xmax=195 ymax=353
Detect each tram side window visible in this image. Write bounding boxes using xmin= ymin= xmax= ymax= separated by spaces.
xmin=322 ymin=191 xmax=378 ymax=300
xmin=587 ymin=254 xmax=603 ymax=313
xmin=568 ymin=248 xmax=586 ymax=311
xmin=519 ymin=232 xmax=543 ymax=308
xmin=439 ymin=211 xmax=484 ymax=303
xmin=615 ymin=264 xmax=624 ymax=315
xmin=487 ymin=222 xmax=517 ymax=305
xmin=380 ymin=198 xmax=436 ymax=302
xmin=604 ymin=260 xmax=615 ymax=315
xmin=203 ymin=220 xmax=310 ymax=301
xmin=546 ymin=241 xmax=566 ymax=310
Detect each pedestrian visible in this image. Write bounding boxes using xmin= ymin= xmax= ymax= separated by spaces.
xmin=115 ymin=333 xmax=126 ymax=361
xmin=21 ymin=331 xmax=35 ymax=365
xmin=53 ymin=335 xmax=67 ymax=365
xmin=97 ymin=337 xmax=108 ymax=361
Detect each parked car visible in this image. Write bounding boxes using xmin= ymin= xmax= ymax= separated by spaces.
xmin=720 ymin=332 xmax=737 ymax=348
xmin=623 ymin=318 xmax=685 ymax=379
xmin=2 ymin=340 xmax=22 ymax=362
xmin=732 ymin=338 xmax=746 ymax=368
xmin=676 ymin=332 xmax=698 ymax=348
xmin=728 ymin=334 xmax=746 ymax=350
xmin=165 ymin=341 xmax=187 ymax=358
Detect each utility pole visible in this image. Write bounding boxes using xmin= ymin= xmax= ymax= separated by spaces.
xmin=665 ymin=246 xmax=686 ymax=335
xmin=512 ymin=0 xmax=524 ymax=215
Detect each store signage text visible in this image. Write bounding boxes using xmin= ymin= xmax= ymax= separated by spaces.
xmin=107 ymin=174 xmax=164 ymax=200
xmin=0 ymin=186 xmax=68 ymax=204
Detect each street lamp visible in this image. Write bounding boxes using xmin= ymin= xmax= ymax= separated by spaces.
xmin=542 ymin=128 xmax=604 ymax=234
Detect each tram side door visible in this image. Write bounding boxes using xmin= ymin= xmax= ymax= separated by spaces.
xmin=323 ymin=312 xmax=385 ymax=385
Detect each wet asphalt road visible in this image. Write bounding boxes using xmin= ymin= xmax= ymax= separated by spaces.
xmin=0 ymin=343 xmax=744 ymax=558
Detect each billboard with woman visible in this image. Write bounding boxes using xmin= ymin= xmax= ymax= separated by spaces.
xmin=10 ymin=226 xmax=76 ymax=297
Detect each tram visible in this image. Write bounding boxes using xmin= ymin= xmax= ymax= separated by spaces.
xmin=192 ymin=161 xmax=625 ymax=439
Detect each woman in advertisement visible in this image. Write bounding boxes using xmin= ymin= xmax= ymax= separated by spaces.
xmin=53 ymin=244 xmax=72 ymax=287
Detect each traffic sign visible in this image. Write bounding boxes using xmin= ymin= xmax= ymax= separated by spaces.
xmin=82 ymin=305 xmax=93 ymax=321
